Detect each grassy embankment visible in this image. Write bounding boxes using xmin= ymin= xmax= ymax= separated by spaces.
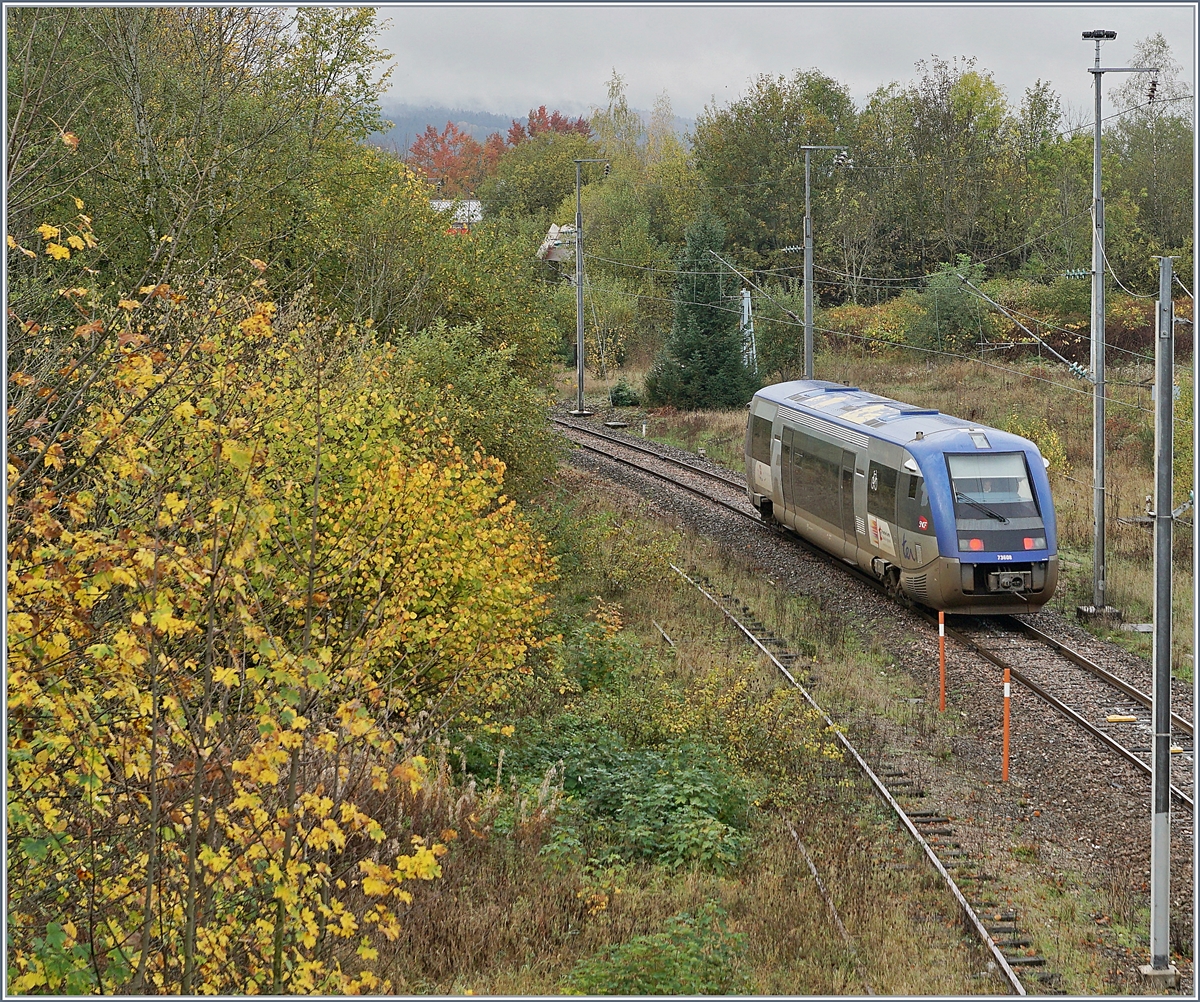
xmin=375 ymin=480 xmax=1007 ymax=994
xmin=566 ymin=352 xmax=1195 ymax=680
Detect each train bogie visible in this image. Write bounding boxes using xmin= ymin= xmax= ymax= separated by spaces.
xmin=746 ymin=380 xmax=1059 ymax=614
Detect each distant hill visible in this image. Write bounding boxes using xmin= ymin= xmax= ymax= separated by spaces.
xmin=373 ymin=102 xmax=695 ymax=155
xmin=373 ymin=104 xmax=516 ymax=153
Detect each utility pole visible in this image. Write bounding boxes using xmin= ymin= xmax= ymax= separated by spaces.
xmin=741 ymin=288 xmax=756 ymax=371
xmin=796 ymin=145 xmax=848 ymax=379
xmin=1139 ymin=256 xmax=1179 ymax=987
xmin=1080 ymin=29 xmax=1158 ymax=617
xmin=570 ymin=158 xmax=609 ymax=416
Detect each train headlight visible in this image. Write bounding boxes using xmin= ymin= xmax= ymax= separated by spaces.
xmin=959 ymin=538 xmax=986 ymax=551
xmin=1022 ymin=537 xmax=1045 ymax=550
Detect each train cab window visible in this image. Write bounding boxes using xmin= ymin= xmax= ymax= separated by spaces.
xmin=896 ymin=472 xmax=933 ymax=533
xmin=751 ymin=415 xmax=772 ymax=464
xmin=947 ymin=453 xmax=1040 ymax=519
xmin=947 ymin=452 xmax=1046 ymax=551
xmin=866 ymin=461 xmax=898 ymax=520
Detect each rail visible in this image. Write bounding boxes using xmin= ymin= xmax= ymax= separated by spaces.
xmin=943 ymin=621 xmax=1194 ymax=812
xmin=1010 ymin=618 xmax=1193 ymax=739
xmin=553 ymin=416 xmax=745 ymax=490
xmin=672 ymin=564 xmax=1028 ymax=996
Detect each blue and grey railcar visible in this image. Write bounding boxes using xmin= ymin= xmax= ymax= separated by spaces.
xmin=745 ymin=380 xmax=1059 ymax=614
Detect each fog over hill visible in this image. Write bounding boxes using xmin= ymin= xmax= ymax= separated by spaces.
xmin=374 ymin=102 xmax=694 ymax=154
xmin=373 ymin=104 xmax=514 ymax=153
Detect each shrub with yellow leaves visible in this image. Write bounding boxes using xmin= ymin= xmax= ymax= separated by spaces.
xmin=6 ymin=278 xmax=554 ymax=993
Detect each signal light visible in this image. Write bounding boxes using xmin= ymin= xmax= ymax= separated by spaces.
xmin=603 ymin=162 xmax=611 ymax=177
xmin=1148 ymin=79 xmax=1158 ymax=102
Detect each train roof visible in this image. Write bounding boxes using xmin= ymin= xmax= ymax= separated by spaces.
xmin=753 ymin=379 xmax=1039 ymax=456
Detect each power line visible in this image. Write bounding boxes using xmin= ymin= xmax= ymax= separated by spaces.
xmin=584 ymin=207 xmax=1092 ymax=286
xmin=809 ymin=321 xmax=1152 ymax=413
xmin=1093 ymin=206 xmax=1158 ymax=300
xmin=584 ymin=253 xmax=724 ymax=276
xmin=584 ymin=247 xmax=1181 ymax=368
xmin=588 ymin=273 xmax=1166 ymax=412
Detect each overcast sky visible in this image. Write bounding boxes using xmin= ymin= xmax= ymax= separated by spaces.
xmin=378 ymin=3 xmax=1195 ymax=124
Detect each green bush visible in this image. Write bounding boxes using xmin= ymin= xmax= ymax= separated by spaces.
xmin=1027 ymin=275 xmax=1091 ymax=321
xmin=609 ymin=375 xmax=642 ymax=407
xmin=1000 ymin=410 xmax=1070 ymax=475
xmin=478 ymin=712 xmax=752 ymax=873
xmin=563 ymin=901 xmax=748 ymax=995
xmin=907 ymin=255 xmax=997 ymax=352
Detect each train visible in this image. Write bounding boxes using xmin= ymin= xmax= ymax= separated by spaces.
xmin=745 ymin=380 xmax=1059 ymax=614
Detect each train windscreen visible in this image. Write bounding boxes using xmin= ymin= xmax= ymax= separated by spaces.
xmin=946 ymin=453 xmax=1046 ymax=552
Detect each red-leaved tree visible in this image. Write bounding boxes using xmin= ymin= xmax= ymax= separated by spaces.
xmin=506 ymin=105 xmax=590 ymax=146
xmin=408 ymin=121 xmax=485 ymax=197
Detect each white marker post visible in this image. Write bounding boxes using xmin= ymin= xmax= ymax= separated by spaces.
xmin=938 ymin=611 xmax=946 ymax=712
xmin=1002 ymin=668 xmax=1011 ymax=783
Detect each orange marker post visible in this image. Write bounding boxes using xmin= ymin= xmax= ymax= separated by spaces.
xmin=1002 ymin=667 xmax=1011 ymax=782
xmin=938 ymin=611 xmax=946 ymax=712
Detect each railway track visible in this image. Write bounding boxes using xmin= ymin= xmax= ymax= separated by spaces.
xmin=554 ymin=416 xmax=747 ymax=491
xmin=947 ymin=618 xmax=1194 ymax=811
xmin=673 ymin=566 xmax=1039 ymax=995
xmin=558 ymin=418 xmax=1195 ymax=800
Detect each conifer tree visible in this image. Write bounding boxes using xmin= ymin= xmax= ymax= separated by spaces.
xmin=645 ymin=211 xmax=759 ymax=408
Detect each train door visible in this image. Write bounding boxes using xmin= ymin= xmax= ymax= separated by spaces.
xmin=839 ymin=449 xmax=856 ymax=557
xmin=781 ymin=426 xmax=796 ymax=518
xmin=770 ymin=432 xmax=782 ymax=507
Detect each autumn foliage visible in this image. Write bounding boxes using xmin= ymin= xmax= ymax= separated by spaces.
xmin=406 ymin=106 xmax=590 ymax=198
xmin=6 ymin=268 xmax=554 ymax=992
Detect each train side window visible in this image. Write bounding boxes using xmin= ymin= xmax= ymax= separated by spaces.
xmin=896 ymin=472 xmax=932 ymax=533
xmin=904 ymin=473 xmax=928 ymax=508
xmin=751 ymin=415 xmax=772 ymax=464
xmin=867 ymin=461 xmax=898 ymax=520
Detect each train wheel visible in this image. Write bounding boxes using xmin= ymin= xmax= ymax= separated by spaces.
xmin=883 ymin=568 xmax=910 ymax=607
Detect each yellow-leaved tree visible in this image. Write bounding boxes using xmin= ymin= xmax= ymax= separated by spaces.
xmin=7 ymin=278 xmax=553 ymax=993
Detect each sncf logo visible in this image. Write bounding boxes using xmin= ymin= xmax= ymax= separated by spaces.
xmin=917 ymin=516 xmax=929 ymax=530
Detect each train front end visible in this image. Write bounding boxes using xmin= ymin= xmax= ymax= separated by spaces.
xmin=911 ymin=428 xmax=1059 ymax=614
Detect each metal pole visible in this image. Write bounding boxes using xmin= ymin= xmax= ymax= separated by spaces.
xmin=1001 ymin=667 xmax=1011 ymax=782
xmin=1089 ymin=34 xmax=1108 ymax=613
xmin=938 ymin=611 xmax=946 ymax=713
xmin=1148 ymin=255 xmax=1173 ymax=971
xmin=573 ymin=160 xmax=587 ymax=414
xmin=804 ymin=149 xmax=814 ymax=380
